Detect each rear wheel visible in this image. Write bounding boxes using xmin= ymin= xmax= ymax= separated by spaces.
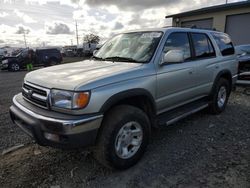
xmin=94 ymin=105 xmax=151 ymax=169
xmin=9 ymin=62 xmax=20 ymax=72
xmin=208 ymin=78 xmax=230 ymax=114
xmin=48 ymin=59 xmax=58 ymax=66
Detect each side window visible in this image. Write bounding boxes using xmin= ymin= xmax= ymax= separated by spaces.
xmin=211 ymin=33 xmax=235 ymax=56
xmin=191 ymin=33 xmax=216 ymax=59
xmin=164 ymin=32 xmax=191 ymax=61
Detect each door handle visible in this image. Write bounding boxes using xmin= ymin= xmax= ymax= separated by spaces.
xmin=189 ymin=71 xmax=193 ymax=74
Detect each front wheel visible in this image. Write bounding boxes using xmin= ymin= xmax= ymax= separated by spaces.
xmin=208 ymin=78 xmax=230 ymax=114
xmin=94 ymin=105 xmax=151 ymax=169
xmin=9 ymin=62 xmax=20 ymax=72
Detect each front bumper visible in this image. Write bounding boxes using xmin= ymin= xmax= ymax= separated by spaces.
xmin=0 ymin=63 xmax=8 ymax=70
xmin=9 ymin=94 xmax=103 ymax=149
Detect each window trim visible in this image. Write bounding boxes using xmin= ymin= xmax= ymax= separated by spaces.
xmin=163 ymin=31 xmax=193 ymax=63
xmin=189 ymin=32 xmax=217 ymax=61
xmin=211 ymin=32 xmax=235 ymax=56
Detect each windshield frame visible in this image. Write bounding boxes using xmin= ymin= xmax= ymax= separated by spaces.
xmin=94 ymin=31 xmax=164 ymax=64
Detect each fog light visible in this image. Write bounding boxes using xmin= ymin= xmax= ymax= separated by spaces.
xmin=44 ymin=132 xmax=60 ymax=142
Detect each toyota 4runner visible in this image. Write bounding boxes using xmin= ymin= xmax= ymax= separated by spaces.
xmin=10 ymin=27 xmax=238 ymax=169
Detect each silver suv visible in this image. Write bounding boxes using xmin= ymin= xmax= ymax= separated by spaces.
xmin=10 ymin=27 xmax=238 ymax=169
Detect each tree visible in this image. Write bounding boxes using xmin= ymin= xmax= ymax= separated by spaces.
xmin=83 ymin=33 xmax=100 ymax=44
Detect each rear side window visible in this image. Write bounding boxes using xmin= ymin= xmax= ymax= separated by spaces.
xmin=191 ymin=33 xmax=216 ymax=59
xmin=164 ymin=32 xmax=191 ymax=61
xmin=211 ymin=33 xmax=235 ymax=56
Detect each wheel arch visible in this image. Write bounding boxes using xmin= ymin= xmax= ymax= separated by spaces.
xmin=210 ymin=69 xmax=232 ymax=95
xmin=99 ymin=88 xmax=157 ymax=127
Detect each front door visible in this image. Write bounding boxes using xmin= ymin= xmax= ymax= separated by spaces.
xmin=156 ymin=32 xmax=197 ymax=114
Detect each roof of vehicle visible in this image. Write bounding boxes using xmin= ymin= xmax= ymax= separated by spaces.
xmin=123 ymin=27 xmax=225 ymax=35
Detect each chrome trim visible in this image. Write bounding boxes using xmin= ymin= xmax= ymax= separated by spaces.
xmin=32 ymin=93 xmax=47 ymax=101
xmin=23 ymin=97 xmax=48 ymax=110
xmin=22 ymin=87 xmax=29 ymax=94
xmin=236 ymin=80 xmax=250 ymax=86
xmin=238 ymin=72 xmax=250 ymax=76
xmin=13 ymin=95 xmax=103 ymax=127
xmin=24 ymin=81 xmax=50 ymax=95
xmin=166 ymin=104 xmax=209 ymax=126
xmin=232 ymin=74 xmax=238 ymax=79
xmin=23 ymin=81 xmax=50 ymax=109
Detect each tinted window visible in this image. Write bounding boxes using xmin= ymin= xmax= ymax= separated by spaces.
xmin=164 ymin=32 xmax=191 ymax=61
xmin=212 ymin=33 xmax=235 ymax=56
xmin=191 ymin=33 xmax=215 ymax=59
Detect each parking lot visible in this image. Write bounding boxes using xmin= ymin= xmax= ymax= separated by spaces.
xmin=0 ymin=69 xmax=250 ymax=187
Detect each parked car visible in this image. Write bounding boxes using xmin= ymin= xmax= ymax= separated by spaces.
xmin=35 ymin=48 xmax=63 ymax=66
xmin=10 ymin=27 xmax=238 ymax=169
xmin=1 ymin=48 xmax=62 ymax=71
xmin=235 ymin=44 xmax=250 ymax=82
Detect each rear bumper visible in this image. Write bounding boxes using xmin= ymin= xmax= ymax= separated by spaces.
xmin=10 ymin=95 xmax=103 ymax=149
xmin=238 ymin=72 xmax=250 ymax=81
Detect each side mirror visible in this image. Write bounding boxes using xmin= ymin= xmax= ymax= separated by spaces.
xmin=93 ymin=50 xmax=98 ymax=56
xmin=160 ymin=49 xmax=184 ymax=65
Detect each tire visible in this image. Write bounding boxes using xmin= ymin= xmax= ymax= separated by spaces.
xmin=208 ymin=78 xmax=230 ymax=114
xmin=49 ymin=59 xmax=58 ymax=66
xmin=94 ymin=105 xmax=151 ymax=169
xmin=9 ymin=62 xmax=20 ymax=72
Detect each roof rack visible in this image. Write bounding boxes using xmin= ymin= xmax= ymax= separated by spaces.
xmin=162 ymin=26 xmax=174 ymax=28
xmin=189 ymin=25 xmax=218 ymax=31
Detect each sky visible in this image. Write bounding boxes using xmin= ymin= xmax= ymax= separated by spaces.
xmin=0 ymin=0 xmax=243 ymax=47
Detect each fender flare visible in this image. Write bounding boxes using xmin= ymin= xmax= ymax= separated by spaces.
xmin=210 ymin=69 xmax=232 ymax=95
xmin=99 ymin=88 xmax=156 ymax=115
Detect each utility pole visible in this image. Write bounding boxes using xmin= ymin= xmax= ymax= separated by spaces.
xmin=226 ymin=0 xmax=228 ymax=4
xmin=71 ymin=39 xmax=73 ymax=46
xmin=75 ymin=20 xmax=79 ymax=46
xmin=23 ymin=31 xmax=27 ymax=48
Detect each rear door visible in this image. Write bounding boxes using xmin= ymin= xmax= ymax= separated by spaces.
xmin=156 ymin=32 xmax=198 ymax=113
xmin=190 ymin=32 xmax=218 ymax=95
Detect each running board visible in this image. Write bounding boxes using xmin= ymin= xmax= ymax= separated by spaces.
xmin=157 ymin=99 xmax=209 ymax=126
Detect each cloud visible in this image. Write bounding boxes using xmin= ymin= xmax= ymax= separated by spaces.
xmin=46 ymin=22 xmax=73 ymax=35
xmin=113 ymin=22 xmax=124 ymax=30
xmin=0 ymin=39 xmax=4 ymax=43
xmin=13 ymin=9 xmax=37 ymax=23
xmin=83 ymin=0 xmax=181 ymax=10
xmin=0 ymin=12 xmax=9 ymax=18
xmin=0 ymin=0 xmax=230 ymax=47
xmin=15 ymin=25 xmax=31 ymax=34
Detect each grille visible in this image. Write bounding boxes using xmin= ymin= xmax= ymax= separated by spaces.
xmin=22 ymin=82 xmax=49 ymax=109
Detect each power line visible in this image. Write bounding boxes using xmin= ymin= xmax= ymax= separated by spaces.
xmin=23 ymin=32 xmax=27 ymax=48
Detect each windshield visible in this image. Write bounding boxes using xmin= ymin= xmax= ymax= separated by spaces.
xmin=16 ymin=49 xmax=28 ymax=57
xmin=95 ymin=31 xmax=163 ymax=63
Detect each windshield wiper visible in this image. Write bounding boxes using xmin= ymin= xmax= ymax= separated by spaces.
xmin=92 ymin=55 xmax=105 ymax=61
xmin=104 ymin=56 xmax=142 ymax=63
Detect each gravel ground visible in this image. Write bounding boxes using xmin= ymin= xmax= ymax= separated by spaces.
xmin=0 ymin=70 xmax=250 ymax=188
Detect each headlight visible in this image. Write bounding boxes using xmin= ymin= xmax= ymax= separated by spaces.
xmin=51 ymin=89 xmax=90 ymax=109
xmin=2 ymin=59 xmax=8 ymax=64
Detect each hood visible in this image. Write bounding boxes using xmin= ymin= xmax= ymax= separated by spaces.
xmin=25 ymin=60 xmax=143 ymax=90
xmin=2 ymin=56 xmax=17 ymax=60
